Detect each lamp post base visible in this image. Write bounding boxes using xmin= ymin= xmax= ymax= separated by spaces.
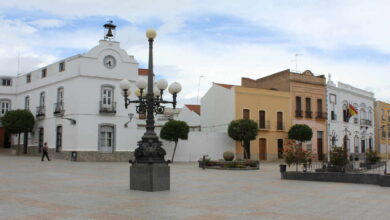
xmin=130 ymin=163 xmax=170 ymax=191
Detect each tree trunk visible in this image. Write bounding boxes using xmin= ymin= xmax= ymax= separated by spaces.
xmin=171 ymin=141 xmax=178 ymax=163
xmin=241 ymin=141 xmax=247 ymax=159
xmin=17 ymin=133 xmax=21 ymax=156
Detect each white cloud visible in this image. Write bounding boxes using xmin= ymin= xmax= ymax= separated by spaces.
xmin=0 ymin=0 xmax=389 ymax=103
xmin=29 ymin=19 xmax=65 ymax=28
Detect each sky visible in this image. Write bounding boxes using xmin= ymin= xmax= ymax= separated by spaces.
xmin=0 ymin=0 xmax=389 ymax=105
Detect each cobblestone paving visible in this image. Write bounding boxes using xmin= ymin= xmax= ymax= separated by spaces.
xmin=1 ymin=154 xmax=390 ymax=220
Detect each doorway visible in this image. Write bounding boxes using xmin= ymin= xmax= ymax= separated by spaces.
xmin=317 ymin=131 xmax=323 ymax=161
xmin=277 ymin=139 xmax=283 ymax=159
xmin=56 ymin=126 xmax=62 ymax=152
xmin=259 ymin=138 xmax=267 ymax=160
xmin=38 ymin=127 xmax=44 ymax=152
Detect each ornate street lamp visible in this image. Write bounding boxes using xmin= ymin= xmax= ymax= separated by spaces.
xmin=119 ymin=29 xmax=181 ymax=191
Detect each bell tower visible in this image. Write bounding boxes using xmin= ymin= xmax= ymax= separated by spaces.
xmin=103 ymin=21 xmax=116 ymax=41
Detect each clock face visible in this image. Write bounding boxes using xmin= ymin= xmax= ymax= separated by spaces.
xmin=103 ymin=55 xmax=116 ymax=69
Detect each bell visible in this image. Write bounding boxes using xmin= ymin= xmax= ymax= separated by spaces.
xmin=106 ymin=28 xmax=113 ymax=38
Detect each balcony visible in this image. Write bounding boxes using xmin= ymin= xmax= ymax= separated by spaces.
xmin=295 ymin=110 xmax=303 ymax=117
xmin=315 ymin=112 xmax=327 ymax=120
xmin=276 ymin=122 xmax=285 ymax=131
xmin=258 ymin=120 xmax=270 ymax=130
xmin=360 ymin=119 xmax=372 ymax=126
xmin=305 ymin=111 xmax=312 ymax=118
xmin=99 ymin=101 xmax=116 ymax=114
xmin=53 ymin=102 xmax=65 ymax=116
xmin=36 ymin=106 xmax=45 ymax=119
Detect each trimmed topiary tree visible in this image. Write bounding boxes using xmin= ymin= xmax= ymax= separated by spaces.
xmin=228 ymin=119 xmax=258 ymax=159
xmin=160 ymin=120 xmax=189 ymax=163
xmin=1 ymin=109 xmax=35 ymax=155
xmin=288 ymin=124 xmax=313 ymax=148
xmin=223 ymin=151 xmax=234 ymax=161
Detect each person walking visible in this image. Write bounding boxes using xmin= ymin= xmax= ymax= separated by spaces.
xmin=41 ymin=142 xmax=50 ymax=161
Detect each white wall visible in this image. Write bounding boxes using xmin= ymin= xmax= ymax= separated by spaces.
xmin=162 ymin=131 xmax=235 ymax=162
xmin=201 ymin=84 xmax=235 ymax=132
xmin=177 ymin=106 xmax=200 ymax=126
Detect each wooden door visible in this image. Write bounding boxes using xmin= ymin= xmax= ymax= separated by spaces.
xmin=317 ymin=131 xmax=323 ymax=161
xmin=259 ymin=138 xmax=267 ymax=160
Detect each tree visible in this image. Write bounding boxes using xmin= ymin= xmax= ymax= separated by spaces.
xmin=288 ymin=124 xmax=313 ymax=148
xmin=1 ymin=109 xmax=35 ymax=155
xmin=228 ymin=119 xmax=258 ymax=159
xmin=160 ymin=120 xmax=189 ymax=163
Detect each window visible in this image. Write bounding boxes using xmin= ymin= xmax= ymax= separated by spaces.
xmin=343 ymin=104 xmax=349 ymax=122
xmin=306 ymin=141 xmax=312 ymax=151
xmin=100 ymin=86 xmax=116 ymax=113
xmin=331 ymin=111 xmax=336 ymax=120
xmin=354 ymin=136 xmax=359 ymax=153
xmin=40 ymin=92 xmax=45 ymax=107
xmin=101 ymin=87 xmax=113 ymax=106
xmin=25 ymin=96 xmax=30 ymax=110
xmin=57 ymin=87 xmax=64 ymax=103
xmin=0 ymin=99 xmax=10 ymax=116
xmin=296 ymin=96 xmax=301 ymax=111
xmin=305 ymin=98 xmax=311 ymax=111
xmin=59 ymin=61 xmax=65 ymax=72
xmin=2 ymin=78 xmax=11 ymax=86
xmin=330 ymin=94 xmax=336 ymax=104
xmin=26 ymin=74 xmax=31 ymax=83
xmin=243 ymin=109 xmax=250 ymax=120
xmin=99 ymin=125 xmax=115 ymax=153
xmin=388 ymin=110 xmax=390 ymax=122
xmin=277 ymin=112 xmax=283 ymax=130
xmin=381 ymin=109 xmax=385 ymax=121
xmin=295 ymin=96 xmax=302 ymax=117
xmin=317 ymin=99 xmax=323 ymax=113
xmin=259 ymin=110 xmax=265 ymax=129
xmin=42 ymin=69 xmax=47 ymax=78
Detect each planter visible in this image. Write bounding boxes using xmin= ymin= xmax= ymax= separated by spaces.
xmin=198 ymin=160 xmax=259 ymax=170
xmin=279 ymin=164 xmax=287 ymax=173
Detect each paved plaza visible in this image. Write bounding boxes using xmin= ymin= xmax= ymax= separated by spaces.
xmin=1 ymin=154 xmax=390 ymax=220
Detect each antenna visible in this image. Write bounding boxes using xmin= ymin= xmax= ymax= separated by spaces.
xmin=294 ymin=53 xmax=303 ymax=73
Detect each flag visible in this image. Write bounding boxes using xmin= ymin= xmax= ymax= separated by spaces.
xmin=348 ymin=104 xmax=358 ymax=116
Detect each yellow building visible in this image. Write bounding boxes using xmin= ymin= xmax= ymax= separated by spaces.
xmin=375 ymin=101 xmax=390 ymax=157
xmin=234 ymin=86 xmax=291 ymax=160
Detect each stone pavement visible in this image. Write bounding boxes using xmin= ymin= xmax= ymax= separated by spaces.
xmin=1 ymin=154 xmax=390 ymax=220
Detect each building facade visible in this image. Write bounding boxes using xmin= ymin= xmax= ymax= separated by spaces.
xmin=242 ymin=69 xmax=327 ymax=161
xmin=327 ymin=79 xmax=375 ymax=159
xmin=0 ymin=32 xmax=153 ymax=161
xmin=374 ymin=101 xmax=390 ymax=157
xmin=201 ymin=83 xmax=291 ymax=160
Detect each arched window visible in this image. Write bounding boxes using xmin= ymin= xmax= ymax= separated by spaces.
xmin=40 ymin=92 xmax=45 ymax=107
xmin=0 ymin=99 xmax=11 ymax=116
xmin=99 ymin=124 xmax=115 ymax=153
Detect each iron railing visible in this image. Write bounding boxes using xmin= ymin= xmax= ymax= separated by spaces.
xmin=305 ymin=111 xmax=312 ymax=118
xmin=360 ymin=119 xmax=372 ymax=126
xmin=99 ymin=101 xmax=116 ymax=114
xmin=258 ymin=120 xmax=271 ymax=130
xmin=53 ymin=102 xmax=65 ymax=115
xmin=36 ymin=106 xmax=45 ymax=118
xmin=315 ymin=112 xmax=327 ymax=120
xmin=295 ymin=110 xmax=303 ymax=117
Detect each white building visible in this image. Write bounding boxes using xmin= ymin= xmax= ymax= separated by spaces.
xmin=0 ymin=24 xmax=159 ymax=161
xmin=177 ymin=104 xmax=201 ymax=129
xmin=0 ymin=24 xmax=235 ymax=162
xmin=327 ymin=78 xmax=375 ymax=158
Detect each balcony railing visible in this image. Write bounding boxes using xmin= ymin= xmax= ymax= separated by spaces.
xmin=315 ymin=112 xmax=327 ymax=120
xmin=36 ymin=106 xmax=45 ymax=118
xmin=258 ymin=120 xmax=270 ymax=130
xmin=53 ymin=102 xmax=65 ymax=116
xmin=360 ymin=119 xmax=372 ymax=126
xmin=99 ymin=101 xmax=116 ymax=114
xmin=305 ymin=111 xmax=312 ymax=118
xmin=295 ymin=110 xmax=303 ymax=117
xmin=276 ymin=122 xmax=285 ymax=131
